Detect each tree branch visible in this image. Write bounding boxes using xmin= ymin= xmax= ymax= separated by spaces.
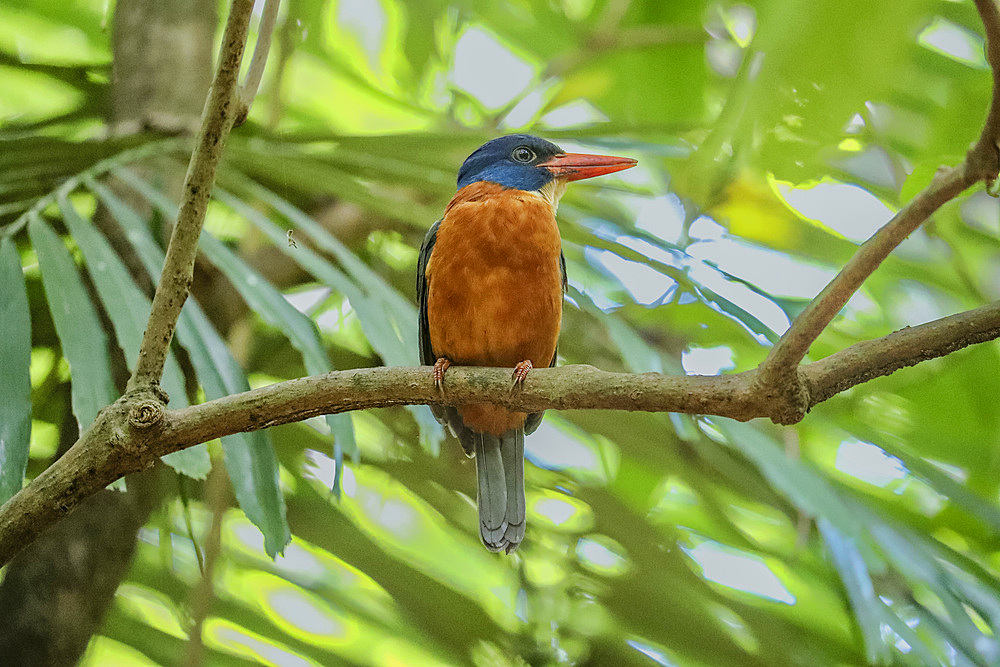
xmin=3 ymin=0 xmax=1000 ymax=573
xmin=1 ymin=299 xmax=999 ymax=567
xmin=756 ymin=0 xmax=1000 ymax=421
xmin=971 ymin=0 xmax=1000 ymax=177
xmin=234 ymin=0 xmax=281 ymax=127
xmin=127 ymin=0 xmax=254 ymax=392
xmin=758 ymin=165 xmax=976 ymax=384
xmin=805 ymin=300 xmax=1000 ymax=405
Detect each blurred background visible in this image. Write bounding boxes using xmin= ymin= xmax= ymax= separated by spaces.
xmin=1 ymin=0 xmax=999 ymax=665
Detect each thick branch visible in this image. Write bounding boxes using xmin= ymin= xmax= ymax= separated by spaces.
xmin=127 ymin=0 xmax=254 ymax=391
xmin=2 ymin=301 xmax=999 ymax=566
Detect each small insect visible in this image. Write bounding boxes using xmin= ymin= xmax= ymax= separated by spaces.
xmin=287 ymin=229 xmax=297 ymax=248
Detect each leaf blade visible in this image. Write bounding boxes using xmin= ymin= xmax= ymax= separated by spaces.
xmin=0 ymin=237 xmax=32 ymax=504
xmin=57 ymin=193 xmax=210 ymax=479
xmin=28 ymin=216 xmax=118 ymax=431
xmin=111 ymin=170 xmax=358 ymax=464
xmin=84 ymin=177 xmax=290 ymax=556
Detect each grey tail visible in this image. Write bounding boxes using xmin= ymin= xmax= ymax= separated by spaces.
xmin=474 ymin=427 xmax=526 ymax=553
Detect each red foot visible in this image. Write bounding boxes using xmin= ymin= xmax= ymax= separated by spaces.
xmin=433 ymin=357 xmax=452 ymax=390
xmin=511 ymin=360 xmax=533 ymax=388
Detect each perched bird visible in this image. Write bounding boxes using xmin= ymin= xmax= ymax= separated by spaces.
xmin=417 ymin=135 xmax=636 ymax=552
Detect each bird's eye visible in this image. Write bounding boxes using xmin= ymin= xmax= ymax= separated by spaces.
xmin=511 ymin=146 xmax=536 ymax=163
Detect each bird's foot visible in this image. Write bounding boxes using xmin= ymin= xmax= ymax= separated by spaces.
xmin=510 ymin=360 xmax=533 ymax=393
xmin=432 ymin=357 xmax=452 ymax=391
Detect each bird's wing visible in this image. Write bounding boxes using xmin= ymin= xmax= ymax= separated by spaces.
xmin=560 ymin=249 xmax=567 ymax=293
xmin=417 ymin=219 xmax=439 ymax=367
xmin=417 ymin=219 xmax=470 ymax=443
xmin=524 ymin=249 xmax=565 ymax=436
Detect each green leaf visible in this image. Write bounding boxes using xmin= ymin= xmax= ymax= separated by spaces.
xmin=745 ymin=0 xmax=941 ymax=179
xmin=571 ymin=286 xmax=667 ymax=374
xmin=224 ymin=148 xmax=438 ymax=227
xmin=399 ymin=0 xmax=448 ymax=76
xmin=867 ymin=522 xmax=991 ymax=663
xmin=57 ymin=193 xmax=210 ymax=479
xmin=0 ymin=237 xmax=31 ymax=504
xmin=179 ymin=290 xmax=291 ymax=557
xmin=109 ymin=170 xmax=357 ymax=467
xmin=238 ymin=177 xmax=419 ymax=349
xmin=716 ymin=420 xmax=996 ymax=662
xmin=819 ymin=520 xmax=892 ymax=664
xmin=234 ymin=178 xmax=446 ymax=454
xmin=84 ymin=178 xmax=290 ymax=557
xmin=0 ymin=135 xmax=179 ymax=232
xmin=214 ymin=188 xmax=406 ymax=367
xmin=28 ymin=216 xmax=118 ymax=431
xmin=899 ymin=161 xmax=944 ymax=204
xmin=711 ymin=419 xmax=865 ymax=538
xmin=199 ymin=232 xmax=358 ymax=459
xmin=875 ymin=440 xmax=1000 ymax=535
xmin=693 ymin=284 xmax=781 ymax=344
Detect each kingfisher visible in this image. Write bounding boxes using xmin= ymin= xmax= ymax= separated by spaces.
xmin=417 ymin=134 xmax=637 ymax=553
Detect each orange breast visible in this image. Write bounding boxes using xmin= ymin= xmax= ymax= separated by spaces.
xmin=426 ymin=182 xmax=563 ymax=435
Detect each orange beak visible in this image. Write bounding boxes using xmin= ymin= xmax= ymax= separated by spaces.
xmin=537 ymin=152 xmax=638 ymax=181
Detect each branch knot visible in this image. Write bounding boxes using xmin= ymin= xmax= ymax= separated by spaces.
xmin=755 ymin=367 xmax=810 ymax=425
xmin=128 ymin=398 xmax=165 ymax=429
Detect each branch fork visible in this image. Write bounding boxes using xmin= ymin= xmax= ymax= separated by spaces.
xmin=749 ymin=0 xmax=1000 ymax=422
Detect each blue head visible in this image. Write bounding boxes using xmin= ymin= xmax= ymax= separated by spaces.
xmin=456 ymin=134 xmax=638 ymax=192
xmin=457 ymin=135 xmax=564 ymax=191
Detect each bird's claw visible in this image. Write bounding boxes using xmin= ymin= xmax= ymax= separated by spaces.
xmin=433 ymin=357 xmax=451 ymax=391
xmin=510 ymin=360 xmax=533 ymax=394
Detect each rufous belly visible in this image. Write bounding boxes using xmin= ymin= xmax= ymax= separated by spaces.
xmin=427 ymin=183 xmax=563 ymax=435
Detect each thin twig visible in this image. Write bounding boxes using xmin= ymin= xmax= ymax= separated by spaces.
xmin=971 ymin=0 xmax=1000 ymax=177
xmin=127 ymin=0 xmax=254 ymax=392
xmin=235 ymin=0 xmax=281 ymax=127
xmin=758 ymin=164 xmax=975 ymax=383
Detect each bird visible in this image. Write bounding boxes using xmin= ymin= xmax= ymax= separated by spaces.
xmin=416 ymin=134 xmax=636 ymax=553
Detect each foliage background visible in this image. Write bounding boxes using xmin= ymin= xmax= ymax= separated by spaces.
xmin=1 ymin=0 xmax=999 ymax=665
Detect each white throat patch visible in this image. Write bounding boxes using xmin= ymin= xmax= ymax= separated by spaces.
xmin=536 ymin=178 xmax=568 ymax=213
